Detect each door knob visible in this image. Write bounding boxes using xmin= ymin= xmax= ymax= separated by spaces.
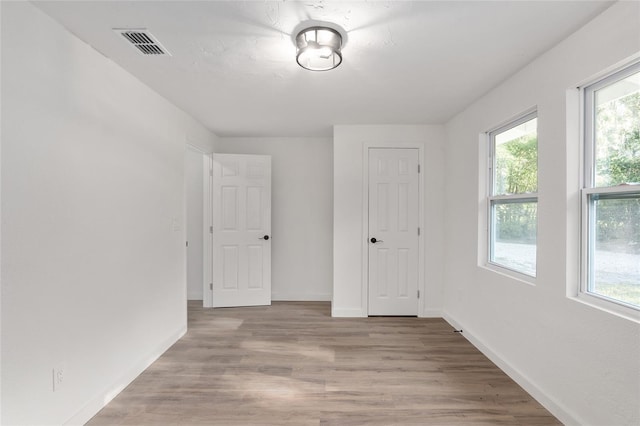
xmin=260 ymin=235 xmax=270 ymax=240
xmin=370 ymin=237 xmax=383 ymax=243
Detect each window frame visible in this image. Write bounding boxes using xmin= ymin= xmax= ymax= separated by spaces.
xmin=580 ymin=61 xmax=640 ymax=314
xmin=486 ymin=110 xmax=539 ymax=279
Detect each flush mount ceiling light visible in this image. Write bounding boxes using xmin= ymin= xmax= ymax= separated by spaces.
xmin=295 ymin=26 xmax=342 ymax=71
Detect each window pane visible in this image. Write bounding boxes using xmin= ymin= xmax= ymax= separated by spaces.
xmin=593 ymin=70 xmax=640 ymax=187
xmin=590 ymin=194 xmax=640 ymax=308
xmin=491 ymin=201 xmax=537 ymax=276
xmin=494 ymin=117 xmax=537 ymax=195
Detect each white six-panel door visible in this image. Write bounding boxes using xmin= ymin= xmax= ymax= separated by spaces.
xmin=368 ymin=148 xmax=420 ymax=316
xmin=211 ymin=154 xmax=271 ymax=307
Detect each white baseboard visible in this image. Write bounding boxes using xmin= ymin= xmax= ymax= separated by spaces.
xmin=331 ymin=307 xmax=366 ymax=317
xmin=442 ymin=312 xmax=582 ymax=426
xmin=187 ymin=293 xmax=203 ymax=300
xmin=272 ymin=292 xmax=331 ymax=301
xmin=420 ymin=309 xmax=442 ymax=318
xmin=64 ymin=326 xmax=187 ymax=426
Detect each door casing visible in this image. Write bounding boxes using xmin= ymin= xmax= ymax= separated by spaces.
xmin=203 ymin=154 xmax=213 ymax=307
xmin=184 ymin=144 xmax=208 ymax=302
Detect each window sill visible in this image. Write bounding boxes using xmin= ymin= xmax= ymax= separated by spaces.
xmin=570 ymin=293 xmax=640 ymax=323
xmin=481 ymin=263 xmax=536 ymax=286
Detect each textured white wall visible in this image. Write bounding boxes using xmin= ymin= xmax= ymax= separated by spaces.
xmin=215 ymin=137 xmax=333 ymax=301
xmin=443 ymin=2 xmax=640 ymax=425
xmin=0 ymin=3 xmax=215 ymax=424
xmin=332 ymin=125 xmax=446 ymax=317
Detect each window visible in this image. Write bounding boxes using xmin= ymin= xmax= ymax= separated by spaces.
xmin=582 ymin=62 xmax=640 ymax=311
xmin=487 ymin=112 xmax=538 ymax=277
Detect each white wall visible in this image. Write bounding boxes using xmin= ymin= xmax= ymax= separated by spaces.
xmin=0 ymin=3 xmax=215 ymax=424
xmin=215 ymin=137 xmax=333 ymax=301
xmin=0 ymin=3 xmax=3 ymax=420
xmin=443 ymin=2 xmax=640 ymax=425
xmin=185 ymin=147 xmax=205 ymax=300
xmin=3 ymin=2 xmax=637 ymax=425
xmin=332 ymin=125 xmax=445 ymax=317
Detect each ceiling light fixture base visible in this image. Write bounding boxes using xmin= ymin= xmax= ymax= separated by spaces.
xmin=295 ymin=26 xmax=343 ymax=71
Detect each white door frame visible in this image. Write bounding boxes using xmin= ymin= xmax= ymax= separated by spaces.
xmin=184 ymin=144 xmax=210 ymax=304
xmin=361 ymin=143 xmax=426 ymax=316
xmin=203 ymin=153 xmax=213 ymax=307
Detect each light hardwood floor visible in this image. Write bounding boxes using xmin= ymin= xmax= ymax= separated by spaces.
xmin=87 ymin=301 xmax=560 ymax=425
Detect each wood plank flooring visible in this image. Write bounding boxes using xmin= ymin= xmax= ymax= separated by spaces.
xmin=87 ymin=301 xmax=560 ymax=425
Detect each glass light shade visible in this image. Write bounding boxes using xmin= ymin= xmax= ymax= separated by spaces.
xmin=295 ymin=27 xmax=342 ymax=71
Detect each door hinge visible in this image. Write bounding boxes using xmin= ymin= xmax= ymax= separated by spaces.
xmin=418 ymin=164 xmax=421 ymax=173
xmin=209 ymin=168 xmax=213 ymax=177
xmin=209 ymin=283 xmax=213 ymax=290
xmin=186 ymin=241 xmax=189 ymax=247
xmin=417 ymin=290 xmax=420 ymax=299
xmin=209 ymin=226 xmax=213 ymax=234
xmin=417 ymin=227 xmax=420 ymax=236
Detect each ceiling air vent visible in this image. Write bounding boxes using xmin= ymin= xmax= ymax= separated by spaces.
xmin=114 ymin=29 xmax=171 ymax=56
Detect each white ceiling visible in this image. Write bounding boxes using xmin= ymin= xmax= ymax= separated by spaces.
xmin=34 ymin=1 xmax=613 ymax=137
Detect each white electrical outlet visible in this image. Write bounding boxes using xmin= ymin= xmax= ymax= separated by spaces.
xmin=52 ymin=367 xmax=64 ymax=392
